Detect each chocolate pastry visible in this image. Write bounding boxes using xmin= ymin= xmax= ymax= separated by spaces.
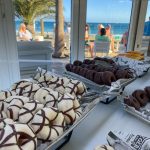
xmin=115 ymin=68 xmax=133 ymax=79
xmin=73 ymin=60 xmax=82 ymax=66
xmin=124 ymin=95 xmax=141 ymax=110
xmin=85 ymin=70 xmax=97 ymax=81
xmin=78 ymin=68 xmax=88 ymax=77
xmin=144 ymin=86 xmax=150 ymax=100
xmin=80 ymin=64 xmax=88 ymax=68
xmin=94 ymin=57 xmax=115 ymax=64
xmin=102 ymin=71 xmax=116 ymax=86
xmin=72 ymin=66 xmax=82 ymax=74
xmin=132 ymin=90 xmax=149 ymax=106
xmin=93 ymin=72 xmax=103 ymax=84
xmin=83 ymin=59 xmax=93 ymax=65
xmin=65 ymin=63 xmax=73 ymax=72
xmin=87 ymin=64 xmax=98 ymax=70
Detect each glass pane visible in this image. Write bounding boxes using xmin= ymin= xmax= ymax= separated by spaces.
xmin=14 ymin=0 xmax=71 ymax=78
xmin=142 ymin=1 xmax=150 ymax=56
xmin=85 ymin=0 xmax=132 ymax=58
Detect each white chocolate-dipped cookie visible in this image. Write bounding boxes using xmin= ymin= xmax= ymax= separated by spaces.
xmin=0 ymin=90 xmax=16 ymax=111
xmin=0 ymin=123 xmax=37 ymax=150
xmin=47 ymin=77 xmax=66 ymax=94
xmin=65 ymin=80 xmax=87 ymax=99
xmin=11 ymin=80 xmax=32 ymax=91
xmin=34 ymin=87 xmax=60 ymax=105
xmin=31 ymin=107 xmax=65 ymax=141
xmin=58 ymin=93 xmax=82 ymax=124
xmin=0 ymin=118 xmax=14 ymax=129
xmin=95 ymin=145 xmax=114 ymax=150
xmin=0 ymin=111 xmax=7 ymax=119
xmin=32 ymin=67 xmax=47 ymax=83
xmin=19 ymin=100 xmax=44 ymax=124
xmin=38 ymin=74 xmax=54 ymax=87
xmin=5 ymin=96 xmax=30 ymax=121
xmin=16 ymin=83 xmax=41 ymax=99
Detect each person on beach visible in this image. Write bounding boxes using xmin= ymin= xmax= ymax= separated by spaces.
xmin=18 ymin=23 xmax=32 ymax=41
xmin=121 ymin=31 xmax=129 ymax=48
xmin=95 ymin=28 xmax=110 ymax=41
xmin=85 ymin=24 xmax=95 ymax=58
xmin=97 ymin=24 xmax=104 ymax=35
xmin=105 ymin=24 xmax=115 ymax=51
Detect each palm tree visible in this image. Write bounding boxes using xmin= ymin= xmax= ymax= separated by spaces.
xmin=14 ymin=0 xmax=55 ymax=34
xmin=52 ymin=0 xmax=65 ymax=58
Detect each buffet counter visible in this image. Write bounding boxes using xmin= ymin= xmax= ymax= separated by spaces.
xmin=61 ymin=71 xmax=150 ymax=150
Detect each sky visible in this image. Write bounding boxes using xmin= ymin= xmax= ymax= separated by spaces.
xmin=63 ymin=0 xmax=150 ymax=23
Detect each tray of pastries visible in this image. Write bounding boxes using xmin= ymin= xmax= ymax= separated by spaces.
xmin=121 ymin=86 xmax=150 ymax=124
xmin=65 ymin=57 xmax=135 ymax=96
xmin=0 ymin=67 xmax=102 ymax=150
xmin=113 ymin=55 xmax=150 ymax=77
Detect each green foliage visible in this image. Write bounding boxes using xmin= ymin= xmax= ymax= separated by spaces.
xmin=14 ymin=0 xmax=56 ymax=24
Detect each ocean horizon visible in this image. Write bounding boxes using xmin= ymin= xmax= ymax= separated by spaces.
xmin=15 ymin=20 xmax=129 ymax=36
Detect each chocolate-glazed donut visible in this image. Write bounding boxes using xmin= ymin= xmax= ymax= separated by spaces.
xmin=81 ymin=64 xmax=88 ymax=68
xmin=115 ymin=69 xmax=128 ymax=79
xmin=78 ymin=68 xmax=88 ymax=77
xmin=85 ymin=70 xmax=97 ymax=81
xmin=72 ymin=66 xmax=81 ymax=74
xmin=83 ymin=59 xmax=93 ymax=65
xmin=144 ymin=86 xmax=150 ymax=100
xmin=124 ymin=95 xmax=141 ymax=110
xmin=65 ymin=63 xmax=73 ymax=72
xmin=132 ymin=90 xmax=149 ymax=107
xmin=93 ymin=72 xmax=103 ymax=84
xmin=102 ymin=71 xmax=116 ymax=86
xmin=87 ymin=64 xmax=98 ymax=70
xmin=73 ymin=60 xmax=83 ymax=66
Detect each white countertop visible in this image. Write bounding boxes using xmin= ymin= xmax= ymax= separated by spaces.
xmin=61 ymin=71 xmax=150 ymax=150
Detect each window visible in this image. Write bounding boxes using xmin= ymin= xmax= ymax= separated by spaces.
xmin=85 ymin=0 xmax=132 ymax=58
xmin=14 ymin=0 xmax=71 ymax=78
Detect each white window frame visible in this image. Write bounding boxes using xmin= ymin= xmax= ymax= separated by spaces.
xmin=0 ymin=0 xmax=20 ymax=90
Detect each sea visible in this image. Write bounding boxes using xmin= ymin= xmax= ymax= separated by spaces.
xmin=15 ymin=21 xmax=129 ymax=36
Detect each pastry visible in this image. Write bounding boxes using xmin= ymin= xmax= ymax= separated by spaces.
xmin=94 ymin=145 xmax=114 ymax=150
xmin=124 ymin=95 xmax=141 ymax=110
xmin=65 ymin=80 xmax=87 ymax=98
xmin=132 ymin=90 xmax=149 ymax=107
xmin=0 ymin=118 xmax=14 ymax=129
xmin=73 ymin=60 xmax=82 ymax=66
xmin=93 ymin=72 xmax=103 ymax=84
xmin=58 ymin=93 xmax=82 ymax=124
xmin=31 ymin=107 xmax=65 ymax=141
xmin=19 ymin=100 xmax=44 ymax=124
xmin=0 ymin=90 xmax=16 ymax=111
xmin=11 ymin=80 xmax=32 ymax=91
xmin=47 ymin=77 xmax=66 ymax=94
xmin=5 ymin=96 xmax=30 ymax=121
xmin=15 ymin=83 xmax=41 ymax=99
xmin=65 ymin=63 xmax=73 ymax=72
xmin=32 ymin=67 xmax=47 ymax=82
xmin=0 ymin=124 xmax=37 ymax=150
xmin=78 ymin=68 xmax=88 ymax=77
xmin=102 ymin=71 xmax=116 ymax=86
xmin=144 ymin=86 xmax=150 ymax=100
xmin=85 ymin=70 xmax=97 ymax=81
xmin=34 ymin=87 xmax=60 ymax=105
xmin=38 ymin=74 xmax=54 ymax=87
